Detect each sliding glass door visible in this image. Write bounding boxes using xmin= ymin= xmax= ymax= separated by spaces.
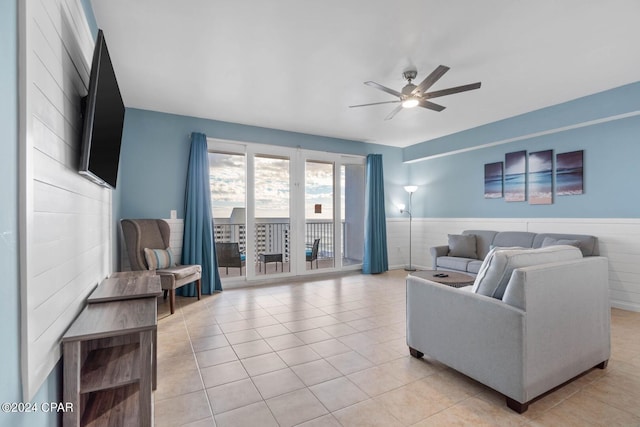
xmin=305 ymin=161 xmax=334 ymax=271
xmin=208 ymin=139 xmax=364 ymax=282
xmin=254 ymin=155 xmax=291 ymax=275
xmin=209 ymin=151 xmax=246 ymax=278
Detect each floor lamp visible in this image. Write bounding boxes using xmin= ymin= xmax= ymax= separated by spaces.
xmin=401 ymin=185 xmax=418 ymax=271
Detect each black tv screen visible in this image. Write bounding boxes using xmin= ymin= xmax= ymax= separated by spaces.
xmin=79 ymin=29 xmax=125 ymax=189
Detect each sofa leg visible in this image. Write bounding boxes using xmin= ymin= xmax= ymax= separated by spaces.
xmin=169 ymin=290 xmax=176 ymax=314
xmin=596 ymin=360 xmax=608 ymax=369
xmin=409 ymin=347 xmax=424 ymax=359
xmin=196 ymin=279 xmax=202 ymax=300
xmin=506 ymin=397 xmax=529 ymax=414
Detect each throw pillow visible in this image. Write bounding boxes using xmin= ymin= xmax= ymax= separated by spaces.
xmin=448 ymin=234 xmax=477 ymax=259
xmin=541 ymin=236 xmax=581 ymax=249
xmin=471 ymin=245 xmax=582 ymax=299
xmin=144 ymin=248 xmax=175 ymax=270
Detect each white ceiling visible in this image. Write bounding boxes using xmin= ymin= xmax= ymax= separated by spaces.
xmin=91 ymin=0 xmax=640 ymax=148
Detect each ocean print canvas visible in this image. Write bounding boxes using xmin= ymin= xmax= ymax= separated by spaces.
xmin=505 ymin=150 xmax=526 ymax=202
xmin=556 ymin=150 xmax=584 ymax=195
xmin=484 ymin=162 xmax=503 ymax=198
xmin=528 ymin=150 xmax=553 ymax=205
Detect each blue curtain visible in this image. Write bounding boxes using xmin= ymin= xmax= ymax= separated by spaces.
xmin=178 ymin=132 xmax=222 ymax=295
xmin=362 ymin=154 xmax=389 ymax=274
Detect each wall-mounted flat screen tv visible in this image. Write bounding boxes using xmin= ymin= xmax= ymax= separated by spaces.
xmin=79 ymin=29 xmax=125 ymax=189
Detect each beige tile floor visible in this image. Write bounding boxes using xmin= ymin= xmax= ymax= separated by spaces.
xmin=153 ymin=270 xmax=640 ymax=426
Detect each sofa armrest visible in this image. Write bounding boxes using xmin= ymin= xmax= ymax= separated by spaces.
xmin=501 ymin=257 xmax=610 ymax=400
xmin=406 ymin=276 xmax=525 ymax=397
xmin=429 ymin=245 xmax=450 ymax=268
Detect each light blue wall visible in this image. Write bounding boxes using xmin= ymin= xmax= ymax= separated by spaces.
xmin=0 ymin=2 xmax=100 ymax=425
xmin=404 ymin=82 xmax=640 ymax=161
xmin=1 ymin=2 xmax=60 ymax=426
xmin=80 ymin=0 xmax=98 ymax=37
xmin=406 ymin=83 xmax=640 ymax=218
xmin=0 ymin=0 xmax=22 ymax=421
xmin=119 ymin=108 xmax=407 ymax=220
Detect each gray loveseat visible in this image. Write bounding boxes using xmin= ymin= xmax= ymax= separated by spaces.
xmin=407 ymin=245 xmax=610 ymax=413
xmin=430 ymin=230 xmax=598 ymax=275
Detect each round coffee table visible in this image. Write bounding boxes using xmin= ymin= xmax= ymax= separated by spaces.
xmin=409 ymin=269 xmax=475 ymax=288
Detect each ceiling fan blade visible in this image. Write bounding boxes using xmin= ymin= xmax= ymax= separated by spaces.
xmin=349 ymin=100 xmax=400 ymax=108
xmin=413 ymin=65 xmax=450 ymax=95
xmin=384 ymin=104 xmax=404 ymax=120
xmin=419 ymin=99 xmax=446 ymax=112
xmin=423 ymin=82 xmax=481 ymax=99
xmin=364 ymin=81 xmax=402 ymax=98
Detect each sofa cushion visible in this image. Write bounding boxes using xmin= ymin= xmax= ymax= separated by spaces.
xmin=541 ymin=236 xmax=581 ymax=249
xmin=144 ymin=248 xmax=174 ymax=270
xmin=532 ymin=233 xmax=598 ymax=256
xmin=436 ymin=256 xmax=473 ymax=272
xmin=492 ymin=231 xmax=536 ymax=249
xmin=467 ymin=260 xmax=484 ymax=274
xmin=463 ymin=230 xmax=498 ymax=260
xmin=448 ymin=234 xmax=478 ymax=259
xmin=471 ymin=245 xmax=583 ymax=299
xmin=157 ymin=264 xmax=201 ymax=280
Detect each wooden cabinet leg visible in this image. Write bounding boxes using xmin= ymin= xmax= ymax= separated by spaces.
xmin=152 ymin=327 xmax=157 ymax=390
xmin=139 ymin=331 xmax=152 ymax=426
xmin=63 ymin=341 xmax=81 ymax=427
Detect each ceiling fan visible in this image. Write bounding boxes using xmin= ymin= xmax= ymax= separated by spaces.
xmin=349 ymin=65 xmax=481 ymax=120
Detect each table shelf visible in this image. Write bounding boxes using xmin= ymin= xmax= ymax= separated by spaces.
xmin=63 ymin=288 xmax=156 ymax=426
xmin=80 ymin=344 xmax=140 ymax=393
xmin=81 ymin=383 xmax=140 ymax=427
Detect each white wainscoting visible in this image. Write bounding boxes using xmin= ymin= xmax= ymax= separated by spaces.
xmin=387 ymin=218 xmax=640 ymax=312
xmin=20 ymin=0 xmax=108 ymax=400
xmin=157 ymin=218 xmax=640 ymax=312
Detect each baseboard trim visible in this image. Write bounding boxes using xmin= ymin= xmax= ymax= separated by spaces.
xmin=611 ymin=300 xmax=640 ymax=313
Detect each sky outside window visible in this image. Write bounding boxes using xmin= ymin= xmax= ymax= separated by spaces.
xmin=210 ymin=152 xmax=335 ymax=220
xmin=255 ymin=155 xmax=289 ymax=218
xmin=209 ymin=152 xmax=245 ymax=218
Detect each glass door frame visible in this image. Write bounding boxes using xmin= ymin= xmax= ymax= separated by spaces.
xmin=208 ymin=138 xmax=365 ymax=284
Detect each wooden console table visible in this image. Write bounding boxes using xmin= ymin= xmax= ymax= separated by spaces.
xmin=87 ymin=271 xmax=161 ymax=302
xmin=63 ymin=272 xmax=161 ymax=426
xmin=87 ymin=272 xmax=162 ymax=391
xmin=63 ymin=298 xmax=156 ymax=426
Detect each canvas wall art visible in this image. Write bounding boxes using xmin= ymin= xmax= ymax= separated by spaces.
xmin=556 ymin=150 xmax=584 ymax=195
xmin=504 ymin=150 xmax=526 ymax=202
xmin=528 ymin=150 xmax=553 ymax=205
xmin=484 ymin=162 xmax=503 ymax=199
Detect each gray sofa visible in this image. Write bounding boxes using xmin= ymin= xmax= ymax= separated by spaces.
xmin=430 ymin=230 xmax=598 ymax=275
xmin=407 ymin=245 xmax=610 ymax=413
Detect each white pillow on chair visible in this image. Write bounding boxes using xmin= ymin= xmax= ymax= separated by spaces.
xmin=144 ymin=248 xmax=175 ymax=270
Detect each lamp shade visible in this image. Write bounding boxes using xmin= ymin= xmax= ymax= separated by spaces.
xmin=404 ymin=185 xmax=418 ymax=193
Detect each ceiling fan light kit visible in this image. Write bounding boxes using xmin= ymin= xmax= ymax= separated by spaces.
xmin=350 ymin=65 xmax=481 ymax=120
xmin=402 ymin=97 xmax=419 ymax=108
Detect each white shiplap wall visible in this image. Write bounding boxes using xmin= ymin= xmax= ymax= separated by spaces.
xmin=20 ymin=0 xmax=111 ymax=400
xmin=387 ymin=218 xmax=640 ymax=312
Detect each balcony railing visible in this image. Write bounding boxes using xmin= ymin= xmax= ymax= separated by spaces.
xmin=213 ymin=220 xmax=345 ymax=260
